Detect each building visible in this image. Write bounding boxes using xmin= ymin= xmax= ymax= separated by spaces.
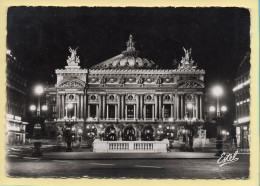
xmin=45 ymin=35 xmax=206 ymax=147
xmin=6 ymin=50 xmax=28 ymax=144
xmin=233 ymin=52 xmax=250 ymax=149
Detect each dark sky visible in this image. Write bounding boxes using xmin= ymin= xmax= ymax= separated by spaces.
xmin=7 ymin=7 xmax=250 ymax=130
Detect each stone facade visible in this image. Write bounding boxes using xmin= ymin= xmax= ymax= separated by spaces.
xmin=6 ymin=50 xmax=28 ymax=144
xmin=45 ymin=35 xmax=205 ymax=146
xmin=233 ymin=52 xmax=250 ymax=149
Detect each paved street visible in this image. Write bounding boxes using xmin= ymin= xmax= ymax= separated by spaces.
xmin=6 ymin=154 xmax=249 ymax=178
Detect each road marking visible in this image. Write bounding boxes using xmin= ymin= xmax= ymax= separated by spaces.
xmin=23 ymin=157 xmax=40 ymax=160
xmin=52 ymin=160 xmax=73 ymax=163
xmin=89 ymin=163 xmax=114 ymax=166
xmin=134 ymin=165 xmax=162 ymax=169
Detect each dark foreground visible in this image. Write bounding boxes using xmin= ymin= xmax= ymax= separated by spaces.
xmin=6 ymin=154 xmax=249 ymax=179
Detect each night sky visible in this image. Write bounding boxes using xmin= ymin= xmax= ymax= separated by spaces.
xmin=7 ymin=7 xmax=250 ymax=131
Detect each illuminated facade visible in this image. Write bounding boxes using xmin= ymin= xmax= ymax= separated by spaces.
xmin=233 ymin=53 xmax=250 ymax=149
xmin=6 ymin=51 xmax=28 ymax=144
xmin=45 ymin=35 xmax=206 ymax=146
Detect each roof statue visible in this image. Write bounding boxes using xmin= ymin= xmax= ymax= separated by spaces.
xmin=178 ymin=47 xmax=197 ymax=70
xmin=66 ymin=47 xmax=80 ymax=69
xmin=122 ymin=34 xmax=138 ymax=57
xmin=90 ymin=34 xmax=156 ymax=69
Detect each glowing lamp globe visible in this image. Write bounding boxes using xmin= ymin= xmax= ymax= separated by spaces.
xmin=35 ymin=85 xmax=44 ymax=95
xmin=187 ymin=103 xmax=193 ymax=109
xmin=67 ymin=103 xmax=73 ymax=109
xmin=212 ymin=86 xmax=223 ymax=97
xmin=30 ymin=105 xmax=36 ymax=111
xmin=209 ymin=106 xmax=216 ymax=112
xmin=221 ymin=106 xmax=227 ymax=112
xmin=42 ymin=105 xmax=48 ymax=111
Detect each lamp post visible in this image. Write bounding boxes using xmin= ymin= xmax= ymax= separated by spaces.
xmin=35 ymin=85 xmax=44 ymax=116
xmin=210 ymin=85 xmax=227 ymax=156
xmin=64 ymin=117 xmax=77 ymax=152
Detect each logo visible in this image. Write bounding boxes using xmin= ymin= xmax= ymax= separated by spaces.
xmin=217 ymin=150 xmax=239 ymax=167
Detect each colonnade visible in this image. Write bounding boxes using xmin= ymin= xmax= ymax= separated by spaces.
xmin=56 ymin=93 xmax=204 ymax=120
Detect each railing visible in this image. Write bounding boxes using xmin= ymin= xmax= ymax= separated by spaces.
xmin=93 ymin=139 xmax=169 ymax=153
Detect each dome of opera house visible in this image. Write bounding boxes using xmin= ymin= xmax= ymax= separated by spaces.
xmin=90 ymin=35 xmax=157 ymax=69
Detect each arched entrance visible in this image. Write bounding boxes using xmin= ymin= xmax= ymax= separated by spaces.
xmin=123 ymin=125 xmax=136 ymax=141
xmin=142 ymin=125 xmax=154 ymax=141
xmin=105 ymin=125 xmax=117 ymax=141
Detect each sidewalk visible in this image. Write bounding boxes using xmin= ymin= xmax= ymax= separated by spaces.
xmin=41 ymin=151 xmax=219 ymax=160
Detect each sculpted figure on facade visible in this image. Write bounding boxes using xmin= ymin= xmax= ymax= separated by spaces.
xmin=67 ymin=47 xmax=80 ymax=65
xmin=179 ymin=47 xmax=197 ymax=70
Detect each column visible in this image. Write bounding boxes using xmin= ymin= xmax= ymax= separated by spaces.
xmin=171 ymin=104 xmax=174 ymax=118
xmin=102 ymin=94 xmax=106 ymax=119
xmin=61 ymin=94 xmax=65 ymax=118
xmin=83 ymin=94 xmax=87 ymax=119
xmin=140 ymin=95 xmax=143 ymax=119
xmin=98 ymin=94 xmax=102 ymax=119
xmin=152 ymin=104 xmax=155 ymax=120
xmin=155 ymin=95 xmax=158 ymax=120
xmin=106 ymin=105 xmax=109 ymax=119
xmin=180 ymin=94 xmax=183 ymax=119
xmin=80 ymin=94 xmax=83 ymax=119
xmin=144 ymin=105 xmax=146 ymax=119
xmin=74 ymin=104 xmax=77 ymax=118
xmin=76 ymin=95 xmax=80 ymax=118
xmin=200 ymin=95 xmax=203 ymax=120
xmin=57 ymin=94 xmax=61 ymax=119
xmin=121 ymin=94 xmax=125 ymax=119
xmin=115 ymin=104 xmax=118 ymax=119
xmin=162 ymin=105 xmax=165 ymax=119
xmin=159 ymin=94 xmax=162 ymax=120
xmin=136 ymin=94 xmax=139 ymax=119
xmin=134 ymin=105 xmax=136 ymax=119
xmin=176 ymin=94 xmax=179 ymax=120
xmin=117 ymin=95 xmax=121 ymax=119
xmin=174 ymin=94 xmax=176 ymax=119
xmin=87 ymin=105 xmax=90 ymax=118
xmin=196 ymin=94 xmax=199 ymax=119
xmin=193 ymin=105 xmax=195 ymax=118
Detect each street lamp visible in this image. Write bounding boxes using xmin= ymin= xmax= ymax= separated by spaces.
xmin=42 ymin=105 xmax=48 ymax=111
xmin=34 ymin=85 xmax=44 ymax=116
xmin=212 ymin=85 xmax=223 ymax=117
xmin=30 ymin=105 xmax=36 ymax=112
xmin=211 ymin=85 xmax=227 ymax=156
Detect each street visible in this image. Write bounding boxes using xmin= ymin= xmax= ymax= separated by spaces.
xmin=6 ymin=154 xmax=249 ymax=178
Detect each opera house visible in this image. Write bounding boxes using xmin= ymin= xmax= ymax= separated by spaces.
xmin=44 ymin=35 xmax=206 ymax=151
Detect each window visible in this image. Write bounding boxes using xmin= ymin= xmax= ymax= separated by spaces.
xmin=109 ymin=95 xmax=115 ymax=101
xmin=127 ymin=105 xmax=134 ymax=119
xmin=108 ymin=105 xmax=115 ymax=118
xmin=146 ymin=95 xmax=152 ymax=101
xmin=128 ymin=95 xmax=133 ymax=101
xmin=90 ymin=95 xmax=96 ymax=101
xmin=90 ymin=104 xmax=97 ymax=118
xmin=67 ymin=103 xmax=75 ymax=118
xmin=164 ymin=95 xmax=170 ymax=101
xmin=146 ymin=105 xmax=153 ymax=118
xmin=164 ymin=105 xmax=171 ymax=119
xmin=68 ymin=94 xmax=74 ymax=100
